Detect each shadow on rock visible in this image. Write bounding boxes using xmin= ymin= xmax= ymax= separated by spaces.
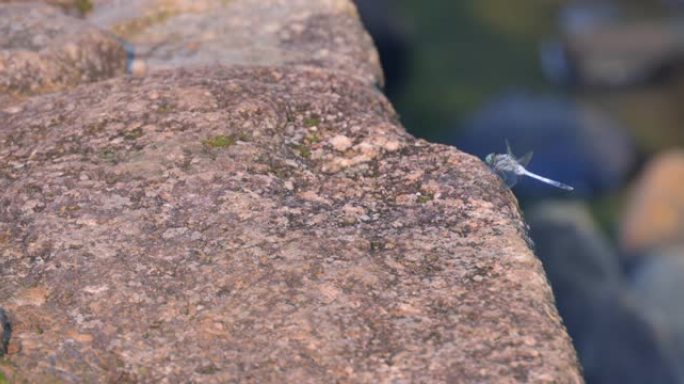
xmin=0 ymin=307 xmax=10 ymax=357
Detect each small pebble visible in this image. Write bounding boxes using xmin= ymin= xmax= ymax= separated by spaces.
xmin=330 ymin=135 xmax=353 ymax=152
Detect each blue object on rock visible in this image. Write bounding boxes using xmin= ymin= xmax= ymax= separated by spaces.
xmin=455 ymin=91 xmax=635 ymax=199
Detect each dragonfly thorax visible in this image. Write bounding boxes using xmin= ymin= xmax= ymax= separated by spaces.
xmin=490 ymin=154 xmax=525 ymax=175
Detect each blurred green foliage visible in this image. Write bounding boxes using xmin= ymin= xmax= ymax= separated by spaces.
xmin=393 ymin=0 xmax=559 ymax=141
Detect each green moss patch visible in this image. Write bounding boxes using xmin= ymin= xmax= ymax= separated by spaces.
xmin=100 ymin=148 xmax=118 ymax=164
xmin=74 ymin=0 xmax=93 ymax=13
xmin=294 ymin=144 xmax=311 ymax=159
xmin=123 ymin=127 xmax=144 ymax=140
xmin=203 ymin=134 xmax=236 ymax=149
xmin=303 ymin=116 xmax=321 ymax=128
xmin=417 ymin=192 xmax=434 ymax=204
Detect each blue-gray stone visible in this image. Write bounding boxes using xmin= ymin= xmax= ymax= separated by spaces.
xmin=527 ymin=201 xmax=680 ymax=384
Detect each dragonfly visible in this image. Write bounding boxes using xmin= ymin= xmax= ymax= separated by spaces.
xmin=485 ymin=141 xmax=574 ymax=191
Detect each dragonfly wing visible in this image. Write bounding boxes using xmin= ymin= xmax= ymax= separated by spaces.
xmin=505 ymin=139 xmax=514 ymax=157
xmin=518 ymin=151 xmax=533 ymax=168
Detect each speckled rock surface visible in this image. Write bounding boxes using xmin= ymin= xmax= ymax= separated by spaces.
xmin=86 ymin=0 xmax=383 ymax=86
xmin=0 ymin=0 xmax=581 ymax=382
xmin=0 ymin=2 xmax=127 ymax=99
xmin=0 ymin=66 xmax=581 ymax=382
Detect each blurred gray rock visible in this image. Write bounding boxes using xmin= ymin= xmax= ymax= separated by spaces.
xmin=578 ymin=292 xmax=680 ymax=384
xmin=631 ymin=248 xmax=684 ymax=380
xmin=632 ymin=248 xmax=684 ymax=327
xmin=547 ymin=15 xmax=684 ymax=88
xmin=528 ymin=201 xmax=680 ymax=384
xmin=541 ymin=1 xmax=620 ymax=85
xmin=527 ymin=201 xmax=622 ymax=320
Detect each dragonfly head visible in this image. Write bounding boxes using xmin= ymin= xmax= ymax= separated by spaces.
xmin=485 ymin=153 xmax=495 ymax=165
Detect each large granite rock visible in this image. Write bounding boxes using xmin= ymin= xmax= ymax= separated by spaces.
xmin=632 ymin=248 xmax=684 ymax=382
xmin=0 ymin=2 xmax=127 ymax=100
xmin=0 ymin=0 xmax=581 ymax=382
xmin=0 ymin=64 xmax=580 ymax=383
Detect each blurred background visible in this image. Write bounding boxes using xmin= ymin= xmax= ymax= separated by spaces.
xmin=355 ymin=0 xmax=684 ymax=383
